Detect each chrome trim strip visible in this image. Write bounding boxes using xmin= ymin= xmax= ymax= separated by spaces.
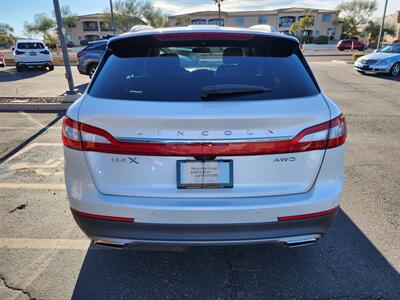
xmin=91 ymin=234 xmax=321 ymax=246
xmin=116 ymin=136 xmax=294 ymax=144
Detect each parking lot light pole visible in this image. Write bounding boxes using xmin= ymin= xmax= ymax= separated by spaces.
xmin=377 ymin=0 xmax=388 ymax=50
xmin=110 ymin=0 xmax=116 ymax=34
xmin=53 ymin=0 xmax=77 ymax=97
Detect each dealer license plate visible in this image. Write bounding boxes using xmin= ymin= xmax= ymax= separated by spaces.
xmin=177 ymin=160 xmax=233 ymax=189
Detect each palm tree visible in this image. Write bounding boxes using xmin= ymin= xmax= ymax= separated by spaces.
xmin=214 ymin=0 xmax=224 ymax=26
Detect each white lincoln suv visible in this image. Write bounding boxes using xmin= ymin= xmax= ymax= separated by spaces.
xmin=63 ymin=26 xmax=346 ymax=248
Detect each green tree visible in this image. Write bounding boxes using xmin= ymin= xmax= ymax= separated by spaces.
xmin=60 ymin=6 xmax=78 ymax=29
xmin=141 ymin=2 xmax=168 ymax=28
xmin=175 ymin=16 xmax=191 ymax=26
xmin=103 ymin=0 xmax=168 ymax=32
xmin=24 ymin=14 xmax=56 ymax=37
xmin=337 ymin=0 xmax=377 ymax=37
xmin=289 ymin=10 xmax=315 ymax=39
xmin=365 ymin=20 xmax=396 ymax=43
xmin=43 ymin=32 xmax=59 ymax=48
xmin=289 ymin=22 xmax=303 ymax=38
xmin=0 ymin=23 xmax=15 ymax=47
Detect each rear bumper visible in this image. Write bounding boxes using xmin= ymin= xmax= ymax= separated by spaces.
xmin=77 ymin=63 xmax=87 ymax=75
xmin=16 ymin=61 xmax=52 ymax=67
xmin=72 ymin=208 xmax=338 ymax=246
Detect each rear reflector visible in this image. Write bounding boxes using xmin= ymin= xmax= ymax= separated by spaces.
xmin=277 ymin=207 xmax=338 ymax=221
xmin=62 ymin=114 xmax=346 ymax=156
xmin=71 ymin=208 xmax=134 ymax=222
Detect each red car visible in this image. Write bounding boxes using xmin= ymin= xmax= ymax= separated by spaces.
xmin=337 ymin=39 xmax=365 ymax=51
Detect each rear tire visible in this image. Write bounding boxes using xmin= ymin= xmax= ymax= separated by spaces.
xmin=389 ymin=62 xmax=400 ymax=77
xmin=48 ymin=64 xmax=54 ymax=71
xmin=16 ymin=65 xmax=23 ymax=72
xmin=338 ymin=47 xmax=344 ymax=51
xmin=88 ymin=64 xmax=97 ymax=79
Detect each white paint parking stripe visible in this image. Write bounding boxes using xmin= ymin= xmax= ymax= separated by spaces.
xmin=0 ymin=238 xmax=90 ymax=250
xmin=19 ymin=112 xmax=45 ymax=127
xmin=0 ymin=183 xmax=66 ymax=190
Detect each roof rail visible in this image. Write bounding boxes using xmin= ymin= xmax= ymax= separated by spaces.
xmin=249 ymin=25 xmax=277 ymax=33
xmin=129 ymin=25 xmax=154 ymax=32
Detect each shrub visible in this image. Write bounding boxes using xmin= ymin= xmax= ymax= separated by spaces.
xmin=352 ymin=52 xmax=365 ymax=62
xmin=314 ymin=35 xmax=329 ymax=44
xmin=300 ymin=35 xmax=314 ymax=44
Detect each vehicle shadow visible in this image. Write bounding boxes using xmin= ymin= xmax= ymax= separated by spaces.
xmin=71 ymin=209 xmax=400 ymax=299
xmin=0 ymin=66 xmax=49 ymax=82
xmin=362 ymin=72 xmax=400 ymax=82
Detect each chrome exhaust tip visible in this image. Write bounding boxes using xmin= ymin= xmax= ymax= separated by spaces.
xmin=93 ymin=240 xmax=126 ymax=249
xmin=285 ymin=234 xmax=321 ymax=248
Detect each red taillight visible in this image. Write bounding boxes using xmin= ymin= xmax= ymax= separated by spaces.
xmin=154 ymin=32 xmax=255 ymax=41
xmin=277 ymin=206 xmax=338 ymax=221
xmin=77 ymin=51 xmax=85 ymax=58
xmin=15 ymin=50 xmax=25 ymax=55
xmin=71 ymin=208 xmax=134 ymax=222
xmin=62 ymin=114 xmax=346 ymax=156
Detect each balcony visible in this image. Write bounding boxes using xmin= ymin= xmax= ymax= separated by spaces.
xmin=82 ymin=21 xmax=99 ymax=32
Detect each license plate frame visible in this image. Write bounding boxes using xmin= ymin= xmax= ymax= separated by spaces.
xmin=29 ymin=52 xmax=37 ymax=56
xmin=177 ymin=160 xmax=233 ymax=189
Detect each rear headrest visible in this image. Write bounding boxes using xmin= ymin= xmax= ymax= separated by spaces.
xmin=223 ymin=47 xmax=244 ymax=64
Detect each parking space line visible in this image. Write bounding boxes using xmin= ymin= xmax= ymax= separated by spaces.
xmin=4 ymin=142 xmax=62 ymax=163
xmin=0 ymin=183 xmax=65 ymax=190
xmin=0 ymin=114 xmax=64 ymax=164
xmin=0 ymin=238 xmax=90 ymax=250
xmin=0 ymin=127 xmax=62 ymax=130
xmin=19 ymin=112 xmax=45 ymax=127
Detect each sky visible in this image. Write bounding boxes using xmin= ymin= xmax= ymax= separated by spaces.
xmin=1 ymin=0 xmax=399 ymax=36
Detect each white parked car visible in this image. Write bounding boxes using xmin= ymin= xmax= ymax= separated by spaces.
xmin=13 ymin=39 xmax=54 ymax=72
xmin=354 ymin=43 xmax=400 ymax=76
xmin=63 ymin=26 xmax=346 ymax=248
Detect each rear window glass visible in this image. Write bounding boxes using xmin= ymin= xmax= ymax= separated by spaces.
xmin=89 ymin=39 xmax=319 ymax=101
xmin=17 ymin=42 xmax=45 ymax=49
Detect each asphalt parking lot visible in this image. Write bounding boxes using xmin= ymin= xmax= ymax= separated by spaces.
xmin=0 ymin=66 xmax=88 ymax=97
xmin=0 ymin=61 xmax=399 ymax=299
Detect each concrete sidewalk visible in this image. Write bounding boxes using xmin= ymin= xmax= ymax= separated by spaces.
xmin=0 ymin=66 xmax=89 ymax=97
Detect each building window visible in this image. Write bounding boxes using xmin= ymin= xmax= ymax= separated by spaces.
xmin=327 ymin=28 xmax=336 ymax=36
xmin=82 ymin=21 xmax=98 ymax=31
xmin=235 ymin=17 xmax=245 ymax=25
xmin=258 ymin=16 xmax=268 ymax=24
xmin=322 ymin=14 xmax=332 ymax=22
xmin=208 ymin=18 xmax=224 ymax=26
xmin=191 ymin=19 xmax=207 ymax=25
xmin=279 ymin=16 xmax=296 ymax=27
xmin=100 ymin=21 xmax=112 ymax=31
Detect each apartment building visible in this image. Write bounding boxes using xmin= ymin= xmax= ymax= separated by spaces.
xmin=64 ymin=14 xmax=114 ymax=46
xmin=169 ymin=7 xmax=342 ymax=40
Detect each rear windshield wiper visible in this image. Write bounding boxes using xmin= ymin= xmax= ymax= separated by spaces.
xmin=201 ymin=84 xmax=271 ymax=100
